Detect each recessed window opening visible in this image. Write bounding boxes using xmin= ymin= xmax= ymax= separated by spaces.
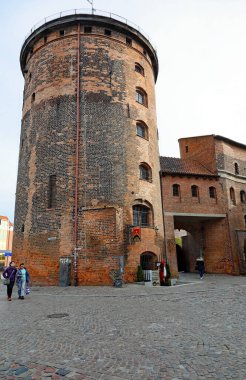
xmin=84 ymin=26 xmax=92 ymax=33
xmin=30 ymin=48 xmax=33 ymax=54
xmin=21 ymin=224 xmax=25 ymax=232
xmin=143 ymin=49 xmax=147 ymax=56
xmin=126 ymin=37 xmax=132 ymax=46
xmin=244 ymin=215 xmax=246 ymax=227
xmin=139 ymin=163 xmax=152 ymax=181
xmin=191 ymin=185 xmax=198 ymax=198
xmin=31 ymin=93 xmax=35 ymax=103
xmin=133 ymin=205 xmax=150 ymax=227
xmin=135 ymin=63 xmax=144 ymax=76
xmin=29 ymin=73 xmax=32 ymax=81
xmin=59 ymin=30 xmax=65 ymax=36
xmin=21 ymin=139 xmax=24 ymax=149
xmin=173 ymin=184 xmax=180 ymax=197
xmin=209 ymin=186 xmax=216 ymax=199
xmin=230 ymin=187 xmax=236 ymax=205
xmin=240 ymin=190 xmax=246 ymax=203
xmin=48 ymin=175 xmax=57 ymax=209
xmin=44 ymin=36 xmax=47 ymax=43
xmin=136 ymin=88 xmax=148 ymax=107
xmin=234 ymin=163 xmax=239 ymax=175
xmin=104 ymin=29 xmax=111 ymax=36
xmin=185 ymin=145 xmax=189 ymax=153
xmin=136 ymin=121 xmax=148 ymax=139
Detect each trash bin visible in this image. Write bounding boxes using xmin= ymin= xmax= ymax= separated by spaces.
xmin=59 ymin=257 xmax=71 ymax=287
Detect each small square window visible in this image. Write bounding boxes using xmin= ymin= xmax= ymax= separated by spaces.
xmin=84 ymin=26 xmax=92 ymax=33
xmin=104 ymin=29 xmax=111 ymax=36
xmin=59 ymin=30 xmax=65 ymax=36
xmin=126 ymin=37 xmax=132 ymax=46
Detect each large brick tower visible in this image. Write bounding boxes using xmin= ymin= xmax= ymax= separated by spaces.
xmin=13 ymin=10 xmax=164 ymax=285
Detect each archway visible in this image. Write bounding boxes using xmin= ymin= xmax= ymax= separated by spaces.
xmin=140 ymin=251 xmax=158 ymax=270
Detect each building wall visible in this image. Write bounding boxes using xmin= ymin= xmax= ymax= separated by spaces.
xmin=215 ymin=139 xmax=246 ymax=274
xmin=179 ymin=135 xmax=217 ymax=173
xmin=13 ymin=15 xmax=164 ymax=285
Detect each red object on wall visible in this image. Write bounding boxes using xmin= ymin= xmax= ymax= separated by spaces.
xmin=132 ymin=227 xmax=141 ymax=240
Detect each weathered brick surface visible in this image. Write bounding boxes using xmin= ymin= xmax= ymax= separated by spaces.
xmin=13 ymin=15 xmax=164 ymax=285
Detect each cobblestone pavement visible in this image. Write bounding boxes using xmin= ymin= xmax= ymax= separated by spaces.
xmin=0 ymin=273 xmax=245 ymax=380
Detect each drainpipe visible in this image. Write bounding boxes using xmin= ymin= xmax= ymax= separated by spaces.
xmin=73 ymin=23 xmax=81 ymax=286
xmin=159 ymin=171 xmax=168 ymax=260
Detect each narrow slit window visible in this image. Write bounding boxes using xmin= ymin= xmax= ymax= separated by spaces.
xmin=173 ymin=184 xmax=180 ymax=197
xmin=48 ymin=175 xmax=57 ymax=209
xmin=230 ymin=187 xmax=236 ymax=205
xmin=31 ymin=93 xmax=35 ymax=103
xmin=191 ymin=185 xmax=198 ymax=198
xmin=126 ymin=37 xmax=132 ymax=46
xmin=235 ymin=163 xmax=239 ymax=175
xmin=240 ymin=190 xmax=246 ymax=203
xmin=209 ymin=186 xmax=216 ymax=199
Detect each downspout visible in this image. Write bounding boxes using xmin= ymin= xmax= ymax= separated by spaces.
xmin=73 ymin=23 xmax=81 ymax=286
xmin=159 ymin=171 xmax=168 ymax=260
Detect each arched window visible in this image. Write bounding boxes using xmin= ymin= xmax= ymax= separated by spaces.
xmin=230 ymin=187 xmax=236 ymax=205
xmin=139 ymin=163 xmax=152 ymax=181
xmin=234 ymin=163 xmax=239 ymax=175
xmin=173 ymin=184 xmax=180 ymax=197
xmin=133 ymin=204 xmax=151 ymax=227
xmin=209 ymin=186 xmax=216 ymax=199
xmin=240 ymin=190 xmax=246 ymax=203
xmin=136 ymin=121 xmax=148 ymax=139
xmin=191 ymin=185 xmax=198 ymax=198
xmin=136 ymin=87 xmax=148 ymax=107
xmin=135 ymin=63 xmax=144 ymax=76
xmin=244 ymin=215 xmax=246 ymax=227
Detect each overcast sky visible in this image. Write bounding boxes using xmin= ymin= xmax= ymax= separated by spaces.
xmin=1 ymin=0 xmax=246 ymax=222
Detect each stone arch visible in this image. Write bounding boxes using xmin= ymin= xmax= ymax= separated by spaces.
xmin=140 ymin=251 xmax=158 ymax=270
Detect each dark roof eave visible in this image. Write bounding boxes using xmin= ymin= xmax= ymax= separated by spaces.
xmin=160 ymin=171 xmax=219 ymax=179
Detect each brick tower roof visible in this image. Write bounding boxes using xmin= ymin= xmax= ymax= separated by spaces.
xmin=160 ymin=157 xmax=217 ymax=177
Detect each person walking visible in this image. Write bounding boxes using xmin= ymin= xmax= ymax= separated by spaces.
xmin=16 ymin=263 xmax=30 ymax=300
xmin=2 ymin=261 xmax=17 ymax=301
xmin=196 ymin=256 xmax=205 ymax=279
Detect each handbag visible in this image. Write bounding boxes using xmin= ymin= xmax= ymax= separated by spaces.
xmin=26 ymin=286 xmax=30 ymax=295
xmin=3 ymin=269 xmax=15 ymax=285
xmin=3 ymin=278 xmax=10 ymax=285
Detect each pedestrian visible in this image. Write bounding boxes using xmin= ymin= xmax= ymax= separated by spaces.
xmin=16 ymin=263 xmax=30 ymax=300
xmin=2 ymin=261 xmax=17 ymax=301
xmin=196 ymin=256 xmax=205 ymax=279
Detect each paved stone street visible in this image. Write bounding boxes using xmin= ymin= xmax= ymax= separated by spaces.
xmin=0 ymin=274 xmax=245 ymax=380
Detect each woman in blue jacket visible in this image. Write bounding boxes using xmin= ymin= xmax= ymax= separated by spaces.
xmin=16 ymin=263 xmax=30 ymax=299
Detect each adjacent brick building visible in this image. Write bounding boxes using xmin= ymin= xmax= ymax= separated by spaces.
xmin=13 ymin=11 xmax=164 ymax=285
xmin=0 ymin=216 xmax=13 ymax=267
xmin=161 ymin=135 xmax=246 ymax=278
